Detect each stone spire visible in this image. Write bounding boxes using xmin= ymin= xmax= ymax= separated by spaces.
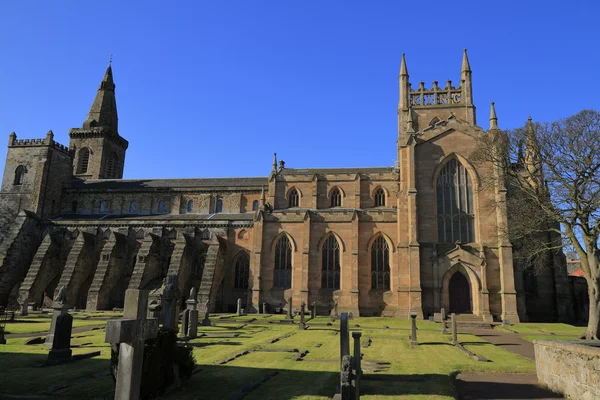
xmin=489 ymin=102 xmax=498 ymax=130
xmin=83 ymin=64 xmax=118 ymax=133
xmin=461 ymin=48 xmax=471 ymax=73
xmin=260 ymin=186 xmax=266 ymax=207
xmin=399 ymin=53 xmax=410 ymax=110
xmin=271 ymin=153 xmax=277 ymax=174
xmin=406 ymin=107 xmax=415 ymax=134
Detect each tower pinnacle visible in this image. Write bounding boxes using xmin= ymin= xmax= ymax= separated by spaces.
xmin=271 ymin=153 xmax=277 ymax=174
xmin=461 ymin=48 xmax=471 ymax=73
xmin=400 ymin=53 xmax=408 ymax=76
xmin=489 ymin=102 xmax=499 ymax=130
xmin=83 ymin=64 xmax=118 ymax=132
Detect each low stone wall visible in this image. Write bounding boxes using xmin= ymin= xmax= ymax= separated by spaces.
xmin=534 ymin=339 xmax=600 ymax=400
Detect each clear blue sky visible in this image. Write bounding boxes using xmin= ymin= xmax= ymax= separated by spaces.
xmin=0 ymin=1 xmax=598 ymax=179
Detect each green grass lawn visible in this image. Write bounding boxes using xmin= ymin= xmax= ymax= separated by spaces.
xmin=0 ymin=314 xmax=537 ymax=400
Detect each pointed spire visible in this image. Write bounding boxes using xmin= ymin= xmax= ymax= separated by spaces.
xmin=271 ymin=153 xmax=277 ymax=174
xmin=489 ymin=102 xmax=498 ymax=130
xmin=83 ymin=64 xmax=118 ymax=133
xmin=260 ymin=186 xmax=266 ymax=207
xmin=406 ymin=107 xmax=415 ymax=133
xmin=400 ymin=53 xmax=408 ymax=76
xmin=461 ymin=48 xmax=471 ymax=73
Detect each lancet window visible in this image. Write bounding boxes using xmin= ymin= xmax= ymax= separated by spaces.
xmin=330 ymin=188 xmax=342 ymax=207
xmin=371 ymin=236 xmax=390 ymax=290
xmin=321 ymin=235 xmax=341 ymax=289
xmin=273 ymin=235 xmax=292 ymax=289
xmin=436 ymin=158 xmax=475 ymax=243
xmin=234 ymin=252 xmax=250 ymax=289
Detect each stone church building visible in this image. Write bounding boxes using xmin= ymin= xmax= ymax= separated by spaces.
xmin=0 ymin=51 xmax=571 ymax=322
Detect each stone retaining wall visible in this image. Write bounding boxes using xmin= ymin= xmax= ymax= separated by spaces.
xmin=534 ymin=339 xmax=600 ymax=400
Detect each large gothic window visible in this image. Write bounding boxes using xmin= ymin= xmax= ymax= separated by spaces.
xmin=14 ymin=165 xmax=25 ymax=185
xmin=330 ymin=188 xmax=342 ymax=207
xmin=371 ymin=236 xmax=390 ymax=290
xmin=288 ymin=188 xmax=299 ymax=208
xmin=436 ymin=158 xmax=475 ymax=243
xmin=77 ymin=148 xmax=90 ymax=174
xmin=273 ymin=234 xmax=292 ymax=288
xmin=321 ymin=234 xmax=341 ymax=289
xmin=234 ymin=252 xmax=250 ymax=289
xmin=105 ymin=152 xmax=118 ymax=178
xmin=374 ymin=188 xmax=385 ymax=207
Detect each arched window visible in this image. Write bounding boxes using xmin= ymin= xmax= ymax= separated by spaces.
xmin=436 ymin=158 xmax=475 ymax=243
xmin=252 ymin=200 xmax=259 ymax=211
xmin=158 ymin=200 xmax=165 ymax=213
xmin=99 ymin=200 xmax=107 ymax=213
xmin=215 ymin=198 xmax=223 ymax=213
xmin=371 ymin=236 xmax=390 ymax=290
xmin=71 ymin=200 xmax=78 ymax=213
xmin=187 ymin=200 xmax=193 ymax=213
xmin=14 ymin=165 xmax=25 ymax=185
xmin=288 ymin=188 xmax=299 ymax=208
xmin=374 ymin=188 xmax=385 ymax=207
xmin=321 ymin=235 xmax=341 ymax=289
xmin=77 ymin=148 xmax=90 ymax=174
xmin=330 ymin=188 xmax=342 ymax=207
xmin=273 ymin=234 xmax=292 ymax=288
xmin=105 ymin=152 xmax=118 ymax=178
xmin=129 ymin=200 xmax=136 ymax=213
xmin=234 ymin=252 xmax=250 ymax=289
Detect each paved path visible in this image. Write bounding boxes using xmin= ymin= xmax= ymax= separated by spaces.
xmin=454 ymin=327 xmax=563 ymax=399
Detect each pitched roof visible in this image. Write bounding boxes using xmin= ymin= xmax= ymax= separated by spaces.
xmin=69 ymin=177 xmax=268 ymax=191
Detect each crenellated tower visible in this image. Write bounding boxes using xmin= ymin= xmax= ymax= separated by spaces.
xmin=69 ymin=64 xmax=128 ymax=179
xmin=398 ymin=49 xmax=476 ymax=144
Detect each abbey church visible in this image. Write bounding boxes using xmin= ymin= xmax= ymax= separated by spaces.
xmin=0 ymin=51 xmax=572 ymax=323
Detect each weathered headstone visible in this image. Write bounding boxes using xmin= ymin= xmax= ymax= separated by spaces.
xmin=409 ymin=312 xmax=418 ymax=345
xmin=45 ymin=286 xmax=69 ymax=346
xmin=186 ymin=288 xmax=199 ymax=338
xmin=161 ymin=275 xmax=179 ymax=332
xmin=340 ymin=312 xmax=350 ymax=363
xmin=105 ymin=289 xmax=159 ymax=400
xmin=286 ymin=296 xmax=293 ymax=319
xmin=21 ymin=298 xmax=28 ymax=316
xmin=201 ymin=298 xmax=211 ymax=326
xmin=352 ymin=331 xmax=362 ymax=400
xmin=451 ymin=312 xmax=457 ymax=345
xmin=262 ymin=302 xmax=267 ymax=314
xmin=441 ymin=308 xmax=447 ymax=334
xmin=311 ymin=302 xmax=316 ymax=319
xmin=47 ymin=286 xmax=73 ymax=364
xmin=299 ymin=301 xmax=306 ymax=330
xmin=331 ymin=300 xmax=339 ymax=318
xmin=236 ymin=298 xmax=242 ymax=316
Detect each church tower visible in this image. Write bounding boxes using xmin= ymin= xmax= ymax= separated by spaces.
xmin=69 ymin=64 xmax=128 ymax=179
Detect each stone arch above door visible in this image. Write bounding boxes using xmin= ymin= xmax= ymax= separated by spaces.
xmin=441 ymin=263 xmax=481 ymax=316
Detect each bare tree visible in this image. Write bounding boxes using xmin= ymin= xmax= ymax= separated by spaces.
xmin=473 ymin=110 xmax=600 ymax=340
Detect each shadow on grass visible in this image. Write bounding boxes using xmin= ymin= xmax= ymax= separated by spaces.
xmin=187 ymin=341 xmax=243 ymax=348
xmin=454 ymin=375 xmax=563 ymax=399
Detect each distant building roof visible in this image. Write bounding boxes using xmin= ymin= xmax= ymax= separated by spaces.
xmin=279 ymin=167 xmax=393 ymax=175
xmin=69 ymin=177 xmax=268 ymax=190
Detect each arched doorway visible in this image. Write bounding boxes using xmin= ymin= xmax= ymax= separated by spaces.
xmin=449 ymin=272 xmax=471 ymax=313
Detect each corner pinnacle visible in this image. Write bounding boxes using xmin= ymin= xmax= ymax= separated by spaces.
xmin=400 ymin=53 xmax=408 ymax=76
xmin=489 ymin=102 xmax=498 ymax=130
xmin=461 ymin=48 xmax=471 ymax=73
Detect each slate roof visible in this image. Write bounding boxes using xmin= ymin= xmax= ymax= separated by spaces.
xmin=51 ymin=212 xmax=255 ymax=222
xmin=69 ymin=177 xmax=268 ymax=190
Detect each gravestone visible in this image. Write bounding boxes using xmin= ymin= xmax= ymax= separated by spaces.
xmin=161 ymin=275 xmax=179 ymax=332
xmin=286 ymin=296 xmax=293 ymax=319
xmin=298 ymin=301 xmax=307 ymax=330
xmin=45 ymin=286 xmax=70 ymax=346
xmin=340 ymin=312 xmax=350 ymax=363
xmin=21 ymin=298 xmax=28 ymax=316
xmin=201 ymin=298 xmax=211 ymax=326
xmin=441 ymin=308 xmax=447 ymax=334
xmin=451 ymin=313 xmax=457 ymax=345
xmin=331 ymin=300 xmax=339 ymax=319
xmin=236 ymin=298 xmax=242 ymax=316
xmin=409 ymin=312 xmax=418 ymax=345
xmin=185 ymin=288 xmax=199 ymax=338
xmin=105 ymin=289 xmax=159 ymax=400
xmin=352 ymin=331 xmax=362 ymax=399
xmin=47 ymin=287 xmax=73 ymax=364
xmin=311 ymin=302 xmax=316 ymax=319
xmin=262 ymin=302 xmax=267 ymax=314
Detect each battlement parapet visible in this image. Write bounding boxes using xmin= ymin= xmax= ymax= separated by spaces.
xmin=409 ymin=80 xmax=464 ymax=107
xmin=8 ymin=131 xmax=73 ymax=156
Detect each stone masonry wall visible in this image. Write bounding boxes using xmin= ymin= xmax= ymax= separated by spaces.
xmin=534 ymin=340 xmax=600 ymax=400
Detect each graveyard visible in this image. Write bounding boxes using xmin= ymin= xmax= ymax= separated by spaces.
xmin=1 ymin=297 xmax=586 ymax=400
